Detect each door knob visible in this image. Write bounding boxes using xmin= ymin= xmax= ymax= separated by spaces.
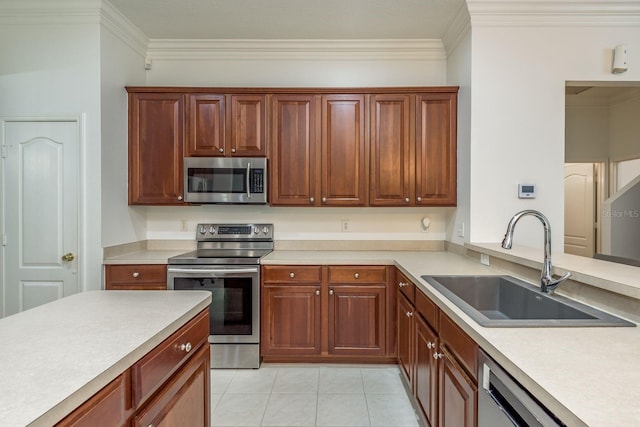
xmin=61 ymin=253 xmax=75 ymax=262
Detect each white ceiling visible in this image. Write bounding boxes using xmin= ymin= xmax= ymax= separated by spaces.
xmin=111 ymin=0 xmax=466 ymax=40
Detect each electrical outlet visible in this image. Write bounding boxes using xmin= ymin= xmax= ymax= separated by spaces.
xmin=341 ymin=220 xmax=350 ymax=232
xmin=456 ymin=222 xmax=465 ymax=238
xmin=180 ymin=219 xmax=188 ymax=231
xmin=480 ymin=254 xmax=490 ymax=266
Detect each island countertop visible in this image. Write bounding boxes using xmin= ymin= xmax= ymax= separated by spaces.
xmin=0 ymin=290 xmax=211 ymax=427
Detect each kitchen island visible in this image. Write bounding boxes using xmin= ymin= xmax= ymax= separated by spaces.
xmin=0 ymin=290 xmax=211 ymax=427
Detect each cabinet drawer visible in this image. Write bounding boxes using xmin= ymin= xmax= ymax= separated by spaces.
xmin=396 ymin=270 xmax=415 ymax=303
xmin=439 ymin=312 xmax=478 ymax=381
xmin=106 ymin=265 xmax=167 ymax=283
xmin=328 ymin=266 xmax=387 ymax=284
xmin=262 ymin=266 xmax=322 ymax=283
xmin=132 ymin=309 xmax=209 ymax=407
xmin=415 ymin=289 xmax=438 ymax=331
xmin=56 ymin=372 xmax=130 ymax=427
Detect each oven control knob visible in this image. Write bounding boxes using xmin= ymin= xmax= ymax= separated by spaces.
xmin=209 ymin=226 xmax=216 ymax=234
xmin=199 ymin=226 xmax=206 ymax=234
xmin=262 ymin=226 xmax=269 ymax=234
xmin=254 ymin=227 xmax=259 ymax=234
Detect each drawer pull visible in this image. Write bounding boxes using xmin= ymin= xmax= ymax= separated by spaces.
xmin=132 ymin=272 xmax=140 ymax=278
xmin=289 ymin=272 xmax=295 ymax=278
xmin=354 ymin=273 xmax=359 ymax=279
xmin=179 ymin=343 xmax=192 ymax=353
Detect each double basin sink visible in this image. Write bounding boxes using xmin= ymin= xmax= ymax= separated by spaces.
xmin=421 ymin=275 xmax=634 ymax=327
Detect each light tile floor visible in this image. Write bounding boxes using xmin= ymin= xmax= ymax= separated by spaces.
xmin=210 ymin=364 xmax=421 ymax=427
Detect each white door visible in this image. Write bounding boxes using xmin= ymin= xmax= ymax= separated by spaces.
xmin=564 ymin=163 xmax=595 ymax=257
xmin=2 ymin=120 xmax=79 ymax=316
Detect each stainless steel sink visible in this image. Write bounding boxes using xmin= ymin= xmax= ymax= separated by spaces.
xmin=421 ymin=275 xmax=634 ymax=327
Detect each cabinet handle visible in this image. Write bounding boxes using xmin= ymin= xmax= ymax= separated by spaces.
xmin=322 ymin=197 xmax=327 ymax=203
xmin=219 ymin=148 xmax=224 ymax=153
xmin=132 ymin=272 xmax=140 ymax=278
xmin=354 ymin=273 xmax=359 ymax=279
xmin=329 ymin=289 xmax=334 ymax=295
xmin=177 ymin=195 xmax=183 ymax=201
xmin=427 ymin=342 xmax=435 ymax=349
xmin=180 ymin=343 xmax=192 ymax=353
xmin=433 ymin=352 xmax=443 ymax=359
xmin=231 ymin=148 xmax=236 ymax=153
xmin=404 ymin=197 xmax=410 ymax=203
xmin=398 ymin=282 xmax=408 ymax=288
xmin=310 ymin=197 xmax=315 ymax=203
xmin=289 ymin=272 xmax=295 ymax=278
xmin=417 ymin=197 xmax=422 ymax=202
xmin=315 ymin=290 xmax=320 ymax=296
xmin=406 ymin=311 xmax=413 ymax=317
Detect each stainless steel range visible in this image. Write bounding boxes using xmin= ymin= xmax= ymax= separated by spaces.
xmin=167 ymin=223 xmax=273 ymax=368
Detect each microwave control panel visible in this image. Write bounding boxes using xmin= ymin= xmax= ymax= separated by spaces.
xmin=251 ymin=169 xmax=264 ymax=193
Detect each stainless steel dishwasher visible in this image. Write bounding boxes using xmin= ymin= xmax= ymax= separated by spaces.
xmin=478 ymin=350 xmax=566 ymax=426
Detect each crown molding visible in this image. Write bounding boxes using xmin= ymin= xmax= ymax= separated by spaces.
xmin=442 ymin=4 xmax=472 ymax=56
xmin=146 ymin=39 xmax=446 ymax=62
xmin=467 ymin=1 xmax=640 ymax=27
xmin=100 ymin=0 xmax=148 ymax=57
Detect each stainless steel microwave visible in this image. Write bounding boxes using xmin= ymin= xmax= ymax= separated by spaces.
xmin=184 ymin=157 xmax=267 ymax=204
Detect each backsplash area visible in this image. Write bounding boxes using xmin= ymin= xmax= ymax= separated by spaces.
xmin=145 ymin=206 xmax=449 ymax=242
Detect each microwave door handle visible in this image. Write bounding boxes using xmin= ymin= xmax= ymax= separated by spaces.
xmin=246 ymin=162 xmax=251 ymax=199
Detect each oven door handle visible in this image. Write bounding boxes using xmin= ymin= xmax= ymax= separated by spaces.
xmin=167 ymin=267 xmax=259 ymax=275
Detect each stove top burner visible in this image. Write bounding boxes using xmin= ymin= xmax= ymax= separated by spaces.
xmin=168 ymin=223 xmax=274 ymax=266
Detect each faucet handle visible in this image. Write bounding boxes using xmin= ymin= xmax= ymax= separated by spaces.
xmin=545 ymin=271 xmax=572 ymax=293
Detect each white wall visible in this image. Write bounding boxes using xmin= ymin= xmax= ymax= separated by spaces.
xmin=468 ymin=24 xmax=640 ymax=251
xmin=0 ymin=20 xmax=103 ymax=291
xmin=565 ymin=106 xmax=609 ymax=163
xmin=100 ymin=21 xmax=148 ymax=248
xmin=146 ymin=206 xmax=447 ymax=241
xmin=609 ymin=94 xmax=640 ymax=162
xmin=445 ymin=27 xmax=472 ymax=245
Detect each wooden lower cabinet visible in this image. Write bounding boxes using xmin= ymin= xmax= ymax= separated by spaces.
xmin=261 ymin=265 xmax=394 ymax=362
xmin=105 ymin=264 xmax=167 ymax=290
xmin=396 ymin=269 xmax=478 ymax=427
xmin=56 ymin=309 xmax=210 ymax=427
xmin=261 ymin=284 xmax=322 ymax=356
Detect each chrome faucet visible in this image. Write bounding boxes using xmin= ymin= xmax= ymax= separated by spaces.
xmin=501 ymin=210 xmax=571 ymax=293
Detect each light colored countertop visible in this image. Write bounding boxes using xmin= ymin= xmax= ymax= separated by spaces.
xmin=263 ymin=250 xmax=640 ymax=427
xmin=103 ymin=249 xmax=188 ymax=265
xmin=0 ymin=290 xmax=211 ymax=427
xmin=102 ymin=246 xmax=640 ymax=426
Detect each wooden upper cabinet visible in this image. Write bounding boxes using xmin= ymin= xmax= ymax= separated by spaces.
xmin=321 ymin=94 xmax=368 ymax=206
xmin=415 ymin=93 xmax=457 ymax=206
xmin=128 ymin=92 xmax=184 ymax=205
xmin=270 ymin=95 xmax=320 ymax=206
xmin=228 ymin=94 xmax=267 ymax=156
xmin=370 ymin=94 xmax=413 ymax=206
xmin=186 ymin=94 xmax=226 ymax=157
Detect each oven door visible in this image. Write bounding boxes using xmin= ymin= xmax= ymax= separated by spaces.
xmin=167 ymin=265 xmax=260 ymax=344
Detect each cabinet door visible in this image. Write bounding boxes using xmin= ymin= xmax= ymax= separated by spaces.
xmin=438 ymin=347 xmax=477 ymax=427
xmin=128 ymin=92 xmax=184 ymax=205
xmin=228 ymin=94 xmax=266 ymax=156
xmin=397 ymin=292 xmax=414 ymax=385
xmin=415 ymin=315 xmax=438 ymax=427
xmin=321 ymin=95 xmax=367 ymax=206
xmin=133 ymin=344 xmax=210 ymax=427
xmin=415 ymin=93 xmax=457 ymax=206
xmin=370 ymin=94 xmax=413 ymax=206
xmin=328 ymin=284 xmax=386 ymax=356
xmin=261 ymin=285 xmax=322 ymax=356
xmin=270 ymin=95 xmax=320 ymax=206
xmin=186 ymin=94 xmax=225 ymax=156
